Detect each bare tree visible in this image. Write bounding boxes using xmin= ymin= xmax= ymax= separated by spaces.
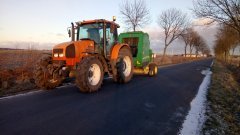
xmin=193 ymin=0 xmax=240 ymax=35
xmin=180 ymin=28 xmax=194 ymax=57
xmin=157 ymin=8 xmax=189 ymax=62
xmin=214 ymin=24 xmax=239 ymax=61
xmin=214 ymin=38 xmax=230 ymax=61
xmin=119 ymin=0 xmax=150 ymax=31
xmin=15 ymin=42 xmax=19 ymax=49
xmin=193 ymin=34 xmax=201 ymax=57
xmin=186 ymin=30 xmax=205 ymax=57
xmin=194 ymin=36 xmax=209 ymax=57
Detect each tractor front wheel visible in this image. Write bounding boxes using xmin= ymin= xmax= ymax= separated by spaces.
xmin=76 ymin=57 xmax=104 ymax=93
xmin=34 ymin=56 xmax=63 ymax=89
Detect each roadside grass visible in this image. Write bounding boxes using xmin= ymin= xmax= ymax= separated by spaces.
xmin=202 ymin=61 xmax=240 ymax=135
xmin=154 ymin=55 xmax=204 ymax=66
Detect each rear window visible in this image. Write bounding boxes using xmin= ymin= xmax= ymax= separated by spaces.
xmin=123 ymin=37 xmax=139 ymax=47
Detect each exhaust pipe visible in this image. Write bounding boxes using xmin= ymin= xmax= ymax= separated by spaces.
xmin=71 ymin=22 xmax=75 ymax=41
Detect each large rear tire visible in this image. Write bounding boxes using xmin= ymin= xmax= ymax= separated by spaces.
xmin=76 ymin=57 xmax=104 ymax=93
xmin=116 ymin=47 xmax=133 ymax=83
xmin=148 ymin=63 xmax=158 ymax=77
xmin=34 ymin=56 xmax=63 ymax=89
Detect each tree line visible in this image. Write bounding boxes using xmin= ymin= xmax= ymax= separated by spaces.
xmin=192 ymin=0 xmax=240 ymax=63
xmin=119 ymin=0 xmax=211 ymax=63
xmin=214 ymin=25 xmax=239 ymax=62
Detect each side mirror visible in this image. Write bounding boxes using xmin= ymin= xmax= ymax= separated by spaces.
xmin=110 ymin=23 xmax=115 ymax=33
xmin=68 ymin=29 xmax=71 ymax=37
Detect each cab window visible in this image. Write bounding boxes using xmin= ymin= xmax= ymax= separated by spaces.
xmin=78 ymin=23 xmax=103 ymax=45
xmin=106 ymin=23 xmax=118 ymax=49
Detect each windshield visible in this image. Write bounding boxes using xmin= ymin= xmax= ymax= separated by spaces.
xmin=78 ymin=23 xmax=103 ymax=44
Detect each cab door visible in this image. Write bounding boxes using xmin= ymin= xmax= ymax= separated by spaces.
xmin=105 ymin=23 xmax=118 ymax=56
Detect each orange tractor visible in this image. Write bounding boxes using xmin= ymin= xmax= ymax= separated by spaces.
xmin=34 ymin=18 xmax=133 ymax=92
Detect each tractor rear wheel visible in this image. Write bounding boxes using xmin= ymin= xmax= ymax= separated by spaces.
xmin=148 ymin=63 xmax=158 ymax=77
xmin=76 ymin=57 xmax=104 ymax=93
xmin=116 ymin=47 xmax=133 ymax=83
xmin=34 ymin=56 xmax=63 ymax=89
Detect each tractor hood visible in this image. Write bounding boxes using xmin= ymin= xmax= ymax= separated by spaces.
xmin=53 ymin=41 xmax=74 ymax=49
xmin=53 ymin=40 xmax=95 ymax=51
xmin=52 ymin=40 xmax=95 ymax=66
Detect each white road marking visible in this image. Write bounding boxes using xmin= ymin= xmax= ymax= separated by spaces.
xmin=210 ymin=60 xmax=214 ymax=67
xmin=0 ymin=90 xmax=43 ymax=100
xmin=0 ymin=83 xmax=74 ymax=100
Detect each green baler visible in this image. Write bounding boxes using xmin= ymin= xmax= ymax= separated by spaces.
xmin=119 ymin=31 xmax=158 ymax=76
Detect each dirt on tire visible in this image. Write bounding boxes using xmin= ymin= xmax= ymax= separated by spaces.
xmin=34 ymin=56 xmax=63 ymax=89
xmin=75 ymin=57 xmax=104 ymax=93
xmin=116 ymin=47 xmax=133 ymax=83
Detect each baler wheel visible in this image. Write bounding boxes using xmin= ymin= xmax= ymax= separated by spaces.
xmin=148 ymin=63 xmax=158 ymax=77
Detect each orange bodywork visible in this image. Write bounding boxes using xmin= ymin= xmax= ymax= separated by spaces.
xmin=52 ymin=41 xmax=130 ymax=67
xmin=52 ymin=40 xmax=94 ymax=66
xmin=110 ymin=43 xmax=130 ymax=60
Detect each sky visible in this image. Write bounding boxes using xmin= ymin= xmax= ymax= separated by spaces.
xmin=0 ymin=0 xmax=217 ymax=53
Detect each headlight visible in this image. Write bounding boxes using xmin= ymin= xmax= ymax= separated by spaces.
xmin=54 ymin=53 xmax=58 ymax=57
xmin=152 ymin=54 xmax=157 ymax=58
xmin=59 ymin=53 xmax=64 ymax=57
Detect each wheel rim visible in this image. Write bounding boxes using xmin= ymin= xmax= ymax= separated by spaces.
xmin=154 ymin=66 xmax=158 ymax=74
xmin=88 ymin=64 xmax=101 ymax=86
xmin=123 ymin=56 xmax=131 ymax=77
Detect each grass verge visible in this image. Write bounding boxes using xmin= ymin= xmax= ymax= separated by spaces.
xmin=202 ymin=61 xmax=240 ymax=135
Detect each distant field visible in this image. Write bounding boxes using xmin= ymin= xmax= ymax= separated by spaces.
xmin=0 ymin=49 xmax=50 ymax=70
xmin=0 ymin=49 xmax=50 ymax=96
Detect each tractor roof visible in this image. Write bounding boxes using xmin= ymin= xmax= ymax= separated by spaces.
xmin=119 ymin=31 xmax=149 ymax=37
xmin=76 ymin=19 xmax=120 ymax=28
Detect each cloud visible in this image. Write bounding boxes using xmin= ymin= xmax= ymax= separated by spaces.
xmin=47 ymin=32 xmax=65 ymax=37
xmin=42 ymin=32 xmax=68 ymax=43
xmin=192 ymin=17 xmax=217 ymax=26
xmin=56 ymin=33 xmax=65 ymax=37
xmin=142 ymin=26 xmax=186 ymax=54
xmin=194 ymin=24 xmax=219 ymax=54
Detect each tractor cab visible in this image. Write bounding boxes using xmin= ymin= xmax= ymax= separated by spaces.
xmin=69 ymin=18 xmax=119 ymax=57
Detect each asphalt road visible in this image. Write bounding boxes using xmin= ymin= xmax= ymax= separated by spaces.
xmin=0 ymin=58 xmax=213 ymax=135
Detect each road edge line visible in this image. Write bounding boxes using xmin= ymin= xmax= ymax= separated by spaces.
xmin=0 ymin=90 xmax=43 ymax=100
